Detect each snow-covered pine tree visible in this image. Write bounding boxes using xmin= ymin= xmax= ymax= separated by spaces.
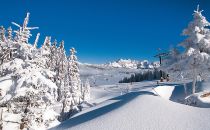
xmin=33 ymin=33 xmax=40 ymax=48
xmin=59 ymin=47 xmax=83 ymax=121
xmin=49 ymin=39 xmax=58 ymax=71
xmin=0 ymin=26 xmax=6 ymax=42
xmin=180 ymin=5 xmax=210 ymax=53
xmin=58 ymin=41 xmax=66 ymax=72
xmin=41 ymin=36 xmax=52 ymax=68
xmin=56 ymin=40 xmax=68 ymax=101
xmin=0 ymin=13 xmax=60 ymax=129
xmin=0 ymin=26 xmax=13 ymax=65
xmin=82 ymin=79 xmax=91 ymax=101
xmin=10 ymin=13 xmax=39 ymax=61
xmin=12 ymin=13 xmax=38 ymax=44
xmin=7 ymin=26 xmax=13 ymax=41
xmin=163 ymin=5 xmax=210 ymax=94
xmin=180 ymin=5 xmax=210 ymax=93
xmin=68 ymin=47 xmax=82 ymax=106
xmin=0 ymin=12 xmax=85 ymax=129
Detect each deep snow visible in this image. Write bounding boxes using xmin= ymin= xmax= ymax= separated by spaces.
xmin=52 ymin=81 xmax=210 ymax=130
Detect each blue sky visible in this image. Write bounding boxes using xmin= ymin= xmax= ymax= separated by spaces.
xmin=0 ymin=0 xmax=209 ymax=63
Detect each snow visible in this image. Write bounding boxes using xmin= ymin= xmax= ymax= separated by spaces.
xmin=3 ymin=6 xmax=210 ymax=130
xmin=79 ymin=63 xmax=155 ymax=86
xmin=185 ymin=92 xmax=210 ymax=108
xmin=104 ymin=59 xmax=160 ymax=69
xmin=153 ymin=85 xmax=175 ymax=99
xmin=52 ymin=81 xmax=210 ymax=130
xmin=0 ymin=76 xmax=13 ymax=98
xmin=3 ymin=111 xmax=21 ymax=130
xmin=107 ymin=59 xmax=138 ymax=68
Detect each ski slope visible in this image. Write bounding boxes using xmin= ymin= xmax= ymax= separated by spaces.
xmin=52 ymin=81 xmax=210 ymax=130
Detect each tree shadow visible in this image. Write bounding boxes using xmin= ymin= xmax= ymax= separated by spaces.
xmin=131 ymin=85 xmax=155 ymax=91
xmin=169 ymin=85 xmax=186 ymax=103
xmin=51 ymin=91 xmax=156 ymax=130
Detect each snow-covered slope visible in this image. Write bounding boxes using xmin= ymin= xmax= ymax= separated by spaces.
xmin=79 ymin=63 xmax=142 ymax=86
xmin=106 ymin=59 xmax=138 ymax=68
xmin=52 ymin=82 xmax=210 ymax=130
xmin=79 ymin=60 xmax=160 ymax=86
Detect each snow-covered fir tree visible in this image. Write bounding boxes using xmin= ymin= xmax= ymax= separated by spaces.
xmin=56 ymin=41 xmax=68 ymax=101
xmin=180 ymin=5 xmax=210 ymax=53
xmin=33 ymin=33 xmax=40 ymax=48
xmin=0 ymin=26 xmax=6 ymax=42
xmin=41 ymin=36 xmax=52 ymax=68
xmin=59 ymin=47 xmax=84 ymax=121
xmin=12 ymin=13 xmax=38 ymax=44
xmin=82 ymin=79 xmax=91 ymax=101
xmin=163 ymin=5 xmax=210 ymax=94
xmin=0 ymin=12 xmax=88 ymax=129
xmin=68 ymin=47 xmax=82 ymax=105
xmin=7 ymin=26 xmax=13 ymax=41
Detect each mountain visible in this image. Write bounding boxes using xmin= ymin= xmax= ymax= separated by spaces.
xmin=104 ymin=59 xmax=160 ymax=69
xmin=79 ymin=59 xmax=159 ymax=86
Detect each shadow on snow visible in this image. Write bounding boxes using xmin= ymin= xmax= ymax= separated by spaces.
xmin=52 ymin=91 xmax=156 ymax=129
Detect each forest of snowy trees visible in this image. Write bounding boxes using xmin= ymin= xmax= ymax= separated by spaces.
xmin=119 ymin=69 xmax=167 ymax=83
xmin=0 ymin=13 xmax=90 ymax=129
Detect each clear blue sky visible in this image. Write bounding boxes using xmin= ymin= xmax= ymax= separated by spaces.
xmin=0 ymin=0 xmax=209 ymax=63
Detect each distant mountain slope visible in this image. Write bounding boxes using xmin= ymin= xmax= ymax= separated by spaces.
xmin=105 ymin=59 xmax=160 ymax=69
xmin=79 ymin=59 xmax=159 ymax=86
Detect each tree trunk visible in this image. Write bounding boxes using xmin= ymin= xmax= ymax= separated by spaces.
xmin=192 ymin=67 xmax=197 ymax=94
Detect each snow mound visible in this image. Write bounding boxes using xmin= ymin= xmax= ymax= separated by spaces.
xmin=153 ymin=85 xmax=175 ymax=99
xmin=52 ymin=90 xmax=210 ymax=130
xmin=154 ymin=83 xmax=210 ymax=108
xmin=185 ymin=92 xmax=210 ymax=108
xmin=153 ymin=84 xmax=186 ymax=103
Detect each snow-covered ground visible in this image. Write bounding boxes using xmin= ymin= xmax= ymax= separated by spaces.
xmin=51 ymin=80 xmax=210 ymax=130
xmin=2 ymin=59 xmax=210 ymax=130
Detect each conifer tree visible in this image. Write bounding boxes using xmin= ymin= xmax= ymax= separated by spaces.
xmin=163 ymin=5 xmax=210 ymax=94
xmin=180 ymin=5 xmax=210 ymax=53
xmin=179 ymin=5 xmax=210 ymax=93
xmin=49 ymin=39 xmax=58 ymax=71
xmin=12 ymin=12 xmax=38 ymax=44
xmin=56 ymin=40 xmax=68 ymax=101
xmin=68 ymin=47 xmax=82 ymax=105
xmin=33 ymin=33 xmax=40 ymax=48
xmin=7 ymin=26 xmax=13 ymax=41
xmin=82 ymin=79 xmax=90 ymax=101
xmin=0 ymin=26 xmax=6 ymax=42
xmin=0 ymin=12 xmax=85 ymax=128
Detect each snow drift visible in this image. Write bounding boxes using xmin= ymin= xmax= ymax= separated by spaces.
xmin=52 ymin=88 xmax=210 ymax=130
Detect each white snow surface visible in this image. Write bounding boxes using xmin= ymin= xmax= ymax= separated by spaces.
xmin=153 ymin=85 xmax=175 ymax=99
xmin=105 ymin=59 xmax=160 ymax=69
xmin=52 ymin=81 xmax=210 ymax=130
xmin=0 ymin=76 xmax=13 ymax=99
xmin=79 ymin=62 xmax=156 ymax=86
xmin=185 ymin=92 xmax=210 ymax=108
